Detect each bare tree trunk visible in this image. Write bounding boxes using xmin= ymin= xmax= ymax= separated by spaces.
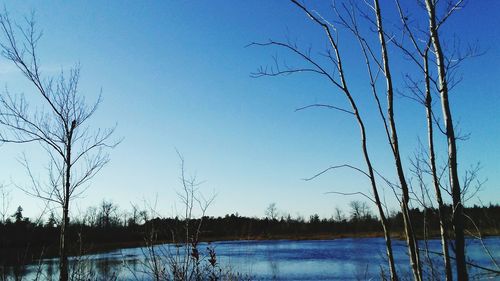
xmin=423 ymin=50 xmax=453 ymax=281
xmin=342 ymin=82 xmax=399 ymax=281
xmin=325 ymin=13 xmax=399 ymax=281
xmin=291 ymin=2 xmax=399 ymax=279
xmin=59 ymin=205 xmax=69 ymax=281
xmin=254 ymin=2 xmax=399 ymax=279
xmin=60 ymin=121 xmax=75 ymax=281
xmin=356 ymin=111 xmax=398 ymax=281
xmin=60 ymin=147 xmax=71 ymax=281
xmin=424 ymin=1 xmax=467 ymax=280
xmin=291 ymin=3 xmax=398 ymax=279
xmin=372 ymin=1 xmax=421 ymax=279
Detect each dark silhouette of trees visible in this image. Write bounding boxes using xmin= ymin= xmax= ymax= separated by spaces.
xmin=46 ymin=212 xmax=57 ymax=228
xmin=349 ymin=201 xmax=372 ymax=221
xmin=0 ymin=11 xmax=119 ymax=281
xmin=96 ymin=200 xmax=119 ymax=229
xmin=265 ymin=203 xmax=278 ymax=220
xmin=11 ymin=206 xmax=23 ymax=224
xmin=1 ymin=201 xmax=498 ymax=267
xmin=1 ymin=199 xmax=496 ymax=279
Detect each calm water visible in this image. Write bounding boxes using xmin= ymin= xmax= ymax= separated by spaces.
xmin=7 ymin=237 xmax=500 ymax=280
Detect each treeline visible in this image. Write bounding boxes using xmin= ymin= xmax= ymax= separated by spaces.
xmin=1 ymin=202 xmax=499 ymax=265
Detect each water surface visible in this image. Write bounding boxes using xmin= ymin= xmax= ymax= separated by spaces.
xmin=8 ymin=237 xmax=500 ymax=280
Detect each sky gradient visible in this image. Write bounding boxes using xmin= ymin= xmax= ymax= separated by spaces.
xmin=0 ymin=1 xmax=498 ymax=220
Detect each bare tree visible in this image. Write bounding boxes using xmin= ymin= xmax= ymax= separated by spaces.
xmin=0 ymin=12 xmax=118 ymax=281
xmin=252 ymin=0 xmax=494 ymax=279
xmin=329 ymin=1 xmax=423 ymax=278
xmin=83 ymin=206 xmax=99 ymax=228
xmin=423 ymin=1 xmax=468 ymax=279
xmin=349 ymin=200 xmax=372 ymax=221
xmin=334 ymin=207 xmax=345 ymax=222
xmin=383 ymin=1 xmax=475 ymax=279
xmin=175 ymin=152 xmax=215 ymax=280
xmin=129 ymin=153 xmax=219 ymax=281
xmin=97 ymin=200 xmax=119 ymax=228
xmin=0 ymin=184 xmax=11 ymax=223
xmin=250 ymin=1 xmax=398 ymax=279
xmin=390 ymin=1 xmax=454 ymax=278
xmin=265 ymin=202 xmax=278 ymax=220
xmin=369 ymin=1 xmax=423 ymax=279
xmin=127 ymin=202 xmax=142 ymax=227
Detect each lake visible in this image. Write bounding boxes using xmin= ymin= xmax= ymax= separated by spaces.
xmin=5 ymin=237 xmax=500 ymax=280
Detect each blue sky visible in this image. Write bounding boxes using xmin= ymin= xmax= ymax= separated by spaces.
xmin=0 ymin=1 xmax=498 ymax=220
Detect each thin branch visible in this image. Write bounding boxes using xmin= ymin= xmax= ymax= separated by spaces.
xmin=325 ymin=191 xmax=377 ymax=205
xmin=303 ymin=164 xmax=370 ymax=181
xmin=295 ymin=103 xmax=354 ymax=115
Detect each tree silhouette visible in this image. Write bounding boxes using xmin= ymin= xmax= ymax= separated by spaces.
xmin=11 ymin=206 xmax=23 ymax=223
xmin=0 ymin=11 xmax=119 ymax=281
xmin=265 ymin=203 xmax=278 ymax=220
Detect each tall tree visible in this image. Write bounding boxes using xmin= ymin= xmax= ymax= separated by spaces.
xmin=424 ymin=1 xmax=468 ymax=279
xmin=390 ymin=0 xmax=454 ymax=278
xmin=359 ymin=1 xmax=423 ymax=278
xmin=251 ymin=1 xmax=399 ymax=279
xmin=0 ymin=12 xmax=118 ymax=281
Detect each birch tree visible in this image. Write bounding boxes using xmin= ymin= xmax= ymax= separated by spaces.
xmin=423 ymin=1 xmax=467 ymax=279
xmin=250 ymin=1 xmax=399 ymax=279
xmin=252 ymin=0 xmax=494 ymax=280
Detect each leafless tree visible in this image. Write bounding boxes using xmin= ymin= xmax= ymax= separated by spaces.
xmin=250 ymin=1 xmax=399 ymax=279
xmin=174 ymin=152 xmax=215 ymax=280
xmin=265 ymin=202 xmax=279 ymax=220
xmin=342 ymin=0 xmax=486 ymax=279
xmin=329 ymin=1 xmax=424 ymax=278
xmin=349 ymin=200 xmax=372 ymax=221
xmin=0 ymin=11 xmax=119 ymax=281
xmin=370 ymin=1 xmax=424 ymax=278
xmin=408 ymin=148 xmax=443 ymax=281
xmin=381 ymin=0 xmax=479 ymax=279
xmin=128 ymin=153 xmax=221 ymax=281
xmin=424 ymin=1 xmax=468 ymax=279
xmin=97 ymin=200 xmax=119 ymax=228
xmin=0 ymin=184 xmax=11 ymax=223
xmin=127 ymin=202 xmax=143 ymax=227
xmin=334 ymin=207 xmax=345 ymax=222
xmin=83 ymin=206 xmax=99 ymax=228
xmin=251 ymin=0 xmax=494 ymax=280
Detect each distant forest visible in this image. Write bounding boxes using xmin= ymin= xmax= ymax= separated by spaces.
xmin=1 ymin=202 xmax=499 ymax=265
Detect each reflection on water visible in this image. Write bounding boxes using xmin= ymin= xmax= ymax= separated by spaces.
xmin=2 ymin=237 xmax=499 ymax=280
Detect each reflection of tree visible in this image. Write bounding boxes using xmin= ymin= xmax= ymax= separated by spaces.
xmin=264 ymin=242 xmax=280 ymax=280
xmin=96 ymin=258 xmax=112 ymax=280
xmin=269 ymin=258 xmax=280 ymax=281
xmin=354 ymin=263 xmax=370 ymax=281
xmin=123 ymin=258 xmax=139 ymax=277
xmin=46 ymin=259 xmax=55 ymax=281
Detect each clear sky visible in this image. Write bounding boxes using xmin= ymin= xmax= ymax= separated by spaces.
xmin=0 ymin=1 xmax=498 ymax=220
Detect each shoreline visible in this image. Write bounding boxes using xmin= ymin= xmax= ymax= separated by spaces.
xmin=62 ymin=229 xmax=500 ymax=258
xmin=3 ymin=230 xmax=498 ymax=265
